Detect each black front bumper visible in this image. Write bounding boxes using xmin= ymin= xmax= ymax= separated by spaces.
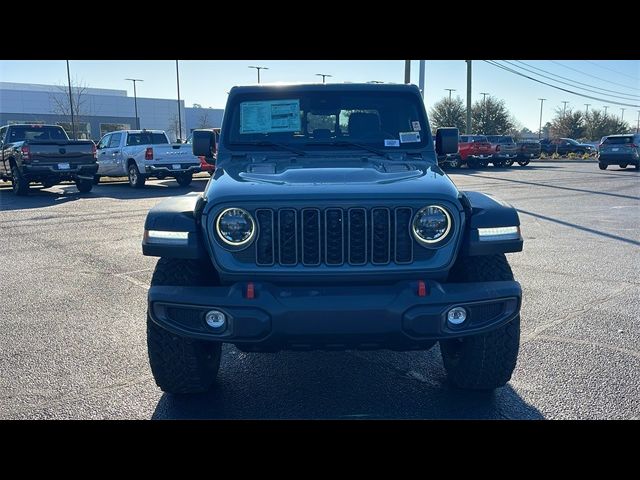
xmin=148 ymin=279 xmax=521 ymax=351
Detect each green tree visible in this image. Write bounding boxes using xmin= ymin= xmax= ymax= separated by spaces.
xmin=429 ymin=96 xmax=466 ymax=132
xmin=584 ymin=109 xmax=631 ymax=140
xmin=550 ymin=108 xmax=585 ymax=139
xmin=471 ymin=96 xmax=514 ymax=135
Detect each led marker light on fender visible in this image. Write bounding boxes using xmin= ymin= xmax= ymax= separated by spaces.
xmin=478 ymin=226 xmax=520 ymax=241
xmin=144 ymin=230 xmax=189 ymax=244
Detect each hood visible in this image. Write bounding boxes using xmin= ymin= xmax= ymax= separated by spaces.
xmin=204 ymin=157 xmax=460 ymax=205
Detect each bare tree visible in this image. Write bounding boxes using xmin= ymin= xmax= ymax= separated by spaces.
xmin=49 ymin=78 xmax=91 ymax=139
xmin=197 ymin=110 xmax=214 ymax=129
xmin=167 ymin=114 xmax=181 ymax=142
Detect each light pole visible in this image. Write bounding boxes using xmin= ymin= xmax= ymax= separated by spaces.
xmin=315 ymin=73 xmax=332 ymax=84
xmin=175 ymin=60 xmax=183 ymax=142
xmin=480 ymin=92 xmax=489 ymax=102
xmin=445 ymin=88 xmax=456 ymax=101
xmin=125 ymin=78 xmax=143 ymax=129
xmin=418 ymin=60 xmax=425 ymax=98
xmin=621 ymin=108 xmax=625 ymax=121
xmin=603 ymin=106 xmax=609 ymax=116
xmin=562 ymin=101 xmax=569 ymax=116
xmin=636 ymin=111 xmax=639 ymax=133
xmin=538 ymin=98 xmax=546 ymax=139
xmin=248 ymin=66 xmax=269 ymax=84
xmin=66 ymin=60 xmax=76 ymax=140
xmin=466 ymin=60 xmax=472 ymax=134
xmin=584 ymin=103 xmax=591 ymax=116
xmin=404 ymin=60 xmax=411 ymax=84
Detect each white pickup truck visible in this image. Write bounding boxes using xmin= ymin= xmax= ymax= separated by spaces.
xmin=94 ymin=130 xmax=201 ymax=188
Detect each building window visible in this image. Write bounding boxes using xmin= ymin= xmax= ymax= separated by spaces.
xmin=100 ymin=123 xmax=131 ymax=137
xmin=57 ymin=122 xmax=91 ymax=140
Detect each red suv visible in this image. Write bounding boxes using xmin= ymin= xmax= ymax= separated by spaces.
xmin=458 ymin=135 xmax=492 ymax=168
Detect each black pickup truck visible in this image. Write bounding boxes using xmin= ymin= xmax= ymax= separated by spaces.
xmin=0 ymin=124 xmax=98 ymax=195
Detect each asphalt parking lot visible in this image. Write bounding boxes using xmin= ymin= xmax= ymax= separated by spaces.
xmin=1 ymin=160 xmax=638 ymax=419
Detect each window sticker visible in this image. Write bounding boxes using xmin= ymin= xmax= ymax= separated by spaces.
xmin=240 ymin=99 xmax=301 ymax=134
xmin=384 ymin=139 xmax=400 ymax=147
xmin=399 ymin=131 xmax=421 ymax=143
xmin=412 ymin=121 xmax=421 ymax=131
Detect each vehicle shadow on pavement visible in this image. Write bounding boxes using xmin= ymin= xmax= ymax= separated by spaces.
xmin=0 ymin=178 xmax=209 ymax=210
xmin=151 ymin=346 xmax=544 ymax=420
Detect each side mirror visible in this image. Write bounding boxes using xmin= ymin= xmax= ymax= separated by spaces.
xmin=435 ymin=127 xmax=459 ymax=155
xmin=192 ymin=129 xmax=217 ymax=164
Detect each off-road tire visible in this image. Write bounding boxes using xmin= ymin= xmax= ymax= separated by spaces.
xmin=517 ymin=160 xmax=530 ymax=166
xmin=504 ymin=159 xmax=514 ymax=167
xmin=75 ymin=179 xmax=93 ymax=193
xmin=441 ymin=254 xmax=520 ymax=390
xmin=11 ymin=164 xmax=29 ymax=196
xmin=147 ymin=258 xmax=222 ymax=394
xmin=176 ymin=173 xmax=193 ymax=187
xmin=620 ymin=164 xmax=627 ymax=169
xmin=128 ymin=163 xmax=146 ymax=188
xmin=599 ymin=163 xmax=607 ymax=170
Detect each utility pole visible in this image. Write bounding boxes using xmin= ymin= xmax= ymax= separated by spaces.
xmin=562 ymin=101 xmax=569 ymax=116
xmin=418 ymin=60 xmax=425 ymax=98
xmin=603 ymin=106 xmax=609 ymax=116
xmin=584 ymin=103 xmax=591 ymax=116
xmin=125 ymin=78 xmax=143 ymax=129
xmin=480 ymin=92 xmax=489 ymax=102
xmin=621 ymin=108 xmax=625 ymax=121
xmin=176 ymin=60 xmax=182 ymax=142
xmin=315 ymin=73 xmax=332 ymax=83
xmin=404 ymin=60 xmax=411 ymax=84
xmin=466 ymin=60 xmax=472 ymax=134
xmin=248 ymin=66 xmax=269 ymax=84
xmin=445 ymin=88 xmax=456 ymax=101
xmin=636 ymin=111 xmax=639 ymax=133
xmin=66 ymin=60 xmax=76 ymax=140
xmin=538 ymin=98 xmax=546 ymax=139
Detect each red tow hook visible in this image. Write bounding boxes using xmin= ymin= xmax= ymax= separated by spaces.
xmin=417 ymin=280 xmax=428 ymax=297
xmin=246 ymin=282 xmax=255 ymax=299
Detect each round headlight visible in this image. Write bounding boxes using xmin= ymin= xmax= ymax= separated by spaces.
xmin=412 ymin=205 xmax=452 ymax=245
xmin=216 ymin=208 xmax=256 ymax=247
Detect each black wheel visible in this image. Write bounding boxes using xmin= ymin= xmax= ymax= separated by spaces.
xmin=466 ymin=158 xmax=478 ymax=169
xmin=11 ymin=164 xmax=29 ymax=196
xmin=598 ymin=163 xmax=607 ymax=170
xmin=75 ymin=178 xmax=93 ymax=193
xmin=147 ymin=258 xmax=222 ymax=394
xmin=128 ymin=163 xmax=146 ymax=188
xmin=517 ymin=160 xmax=530 ymax=166
xmin=42 ymin=180 xmax=56 ymax=189
xmin=493 ymin=160 xmax=505 ymax=168
xmin=175 ymin=173 xmax=193 ymax=187
xmin=619 ymin=164 xmax=627 ymax=169
xmin=504 ymin=159 xmax=514 ymax=167
xmin=440 ymin=254 xmax=520 ymax=390
xmin=93 ymin=175 xmax=101 ymax=185
xmin=478 ymin=159 xmax=489 ymax=168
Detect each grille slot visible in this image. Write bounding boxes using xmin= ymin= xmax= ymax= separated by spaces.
xmin=254 ymin=206 xmax=419 ymax=266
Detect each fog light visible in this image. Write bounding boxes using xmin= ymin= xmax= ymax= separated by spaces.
xmin=205 ymin=310 xmax=227 ymax=332
xmin=447 ymin=307 xmax=467 ymax=326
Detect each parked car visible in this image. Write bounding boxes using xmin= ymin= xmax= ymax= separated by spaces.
xmin=141 ymin=83 xmax=524 ymax=395
xmin=486 ymin=135 xmax=517 ymax=167
xmin=94 ymin=130 xmax=201 ymax=188
xmin=540 ymin=138 xmax=595 ymax=156
xmin=186 ymin=128 xmax=219 ymax=176
xmin=0 ymin=124 xmax=97 ymax=195
xmin=458 ymin=135 xmax=492 ymax=168
xmin=515 ymin=139 xmax=541 ymax=166
xmin=597 ymin=134 xmax=640 ymax=170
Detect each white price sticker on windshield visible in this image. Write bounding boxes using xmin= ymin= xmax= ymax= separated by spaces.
xmin=240 ymin=99 xmax=301 ymax=134
xmin=384 ymin=139 xmax=400 ymax=147
xmin=399 ymin=132 xmax=421 ymax=143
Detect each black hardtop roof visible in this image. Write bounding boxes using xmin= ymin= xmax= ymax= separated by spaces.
xmin=228 ymin=83 xmax=422 ymax=95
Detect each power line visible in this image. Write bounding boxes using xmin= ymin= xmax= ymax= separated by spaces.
xmin=583 ymin=60 xmax=640 ymax=83
xmin=483 ymin=60 xmax=640 ymax=108
xmin=550 ymin=60 xmax=639 ymax=92
xmin=513 ymin=60 xmax=640 ymax=99
xmin=503 ymin=60 xmax=639 ymax=101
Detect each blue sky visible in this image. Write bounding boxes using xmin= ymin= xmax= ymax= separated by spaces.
xmin=1 ymin=60 xmax=638 ymax=131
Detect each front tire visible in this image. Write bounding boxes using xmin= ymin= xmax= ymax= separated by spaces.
xmin=11 ymin=164 xmax=29 ymax=196
xmin=620 ymin=164 xmax=627 ymax=169
xmin=440 ymin=254 xmax=520 ymax=390
xmin=517 ymin=160 xmax=530 ymax=166
xmin=147 ymin=258 xmax=222 ymax=394
xmin=599 ymin=163 xmax=607 ymax=170
xmin=75 ymin=179 xmax=93 ymax=193
xmin=128 ymin=163 xmax=146 ymax=188
xmin=175 ymin=173 xmax=193 ymax=187
xmin=504 ymin=159 xmax=514 ymax=167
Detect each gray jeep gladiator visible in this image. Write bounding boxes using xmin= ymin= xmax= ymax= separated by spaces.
xmin=142 ymin=83 xmax=524 ymax=394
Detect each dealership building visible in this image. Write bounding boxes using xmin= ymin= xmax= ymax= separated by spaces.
xmin=0 ymin=82 xmax=224 ymax=142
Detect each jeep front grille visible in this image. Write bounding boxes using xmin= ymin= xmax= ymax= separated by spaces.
xmin=255 ymin=207 xmax=414 ymax=266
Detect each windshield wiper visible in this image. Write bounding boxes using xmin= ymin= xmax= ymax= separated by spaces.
xmin=308 ymin=141 xmax=391 ymax=159
xmin=230 ymin=141 xmax=305 ymax=156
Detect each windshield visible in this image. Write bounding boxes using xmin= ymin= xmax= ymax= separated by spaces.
xmin=8 ymin=125 xmax=68 ymax=142
xmin=224 ymin=90 xmax=431 ymax=153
